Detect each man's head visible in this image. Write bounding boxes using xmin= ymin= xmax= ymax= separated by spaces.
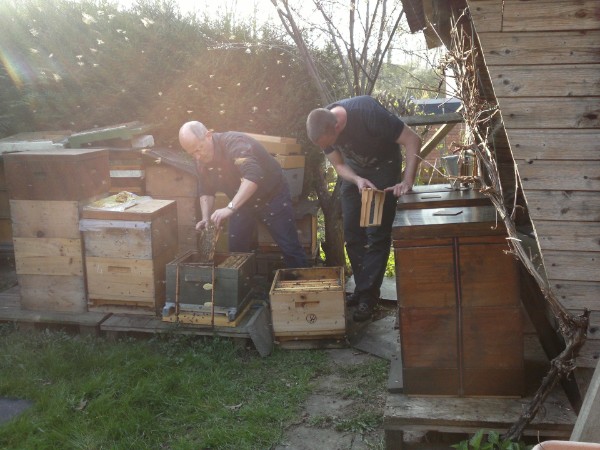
xmin=179 ymin=121 xmax=214 ymax=164
xmin=306 ymin=108 xmax=338 ymax=149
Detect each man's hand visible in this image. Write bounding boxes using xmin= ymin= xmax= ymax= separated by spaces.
xmin=195 ymin=219 xmax=210 ymax=231
xmin=384 ymin=181 xmax=413 ymax=197
xmin=210 ymin=207 xmax=235 ymax=227
xmin=356 ymin=177 xmax=377 ymax=192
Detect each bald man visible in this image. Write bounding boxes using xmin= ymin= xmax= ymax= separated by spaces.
xmin=179 ymin=121 xmax=307 ymax=269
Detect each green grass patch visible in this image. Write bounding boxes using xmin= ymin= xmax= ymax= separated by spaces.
xmin=0 ymin=325 xmax=327 ymax=449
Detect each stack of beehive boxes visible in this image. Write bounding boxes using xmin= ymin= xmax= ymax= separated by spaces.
xmin=245 ymin=133 xmax=318 ymax=276
xmin=4 ymin=149 xmax=110 ymax=313
xmin=80 ymin=197 xmax=178 ymax=315
xmin=108 ymin=148 xmax=145 ymax=196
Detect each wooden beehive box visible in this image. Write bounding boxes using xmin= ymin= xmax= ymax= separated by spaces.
xmin=3 ymin=149 xmax=110 ymax=201
xmin=165 ymin=250 xmax=255 ymax=309
xmin=80 ymin=198 xmax=178 ymax=315
xmin=270 ymin=267 xmax=346 ymax=341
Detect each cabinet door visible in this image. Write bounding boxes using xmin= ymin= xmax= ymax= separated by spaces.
xmin=394 ymin=243 xmax=455 ymax=308
xmin=459 ymin=242 xmax=520 ymax=308
xmin=395 ymin=242 xmax=460 ymax=395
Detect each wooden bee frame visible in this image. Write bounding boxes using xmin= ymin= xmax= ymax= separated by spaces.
xmin=360 ymin=188 xmax=385 ymax=227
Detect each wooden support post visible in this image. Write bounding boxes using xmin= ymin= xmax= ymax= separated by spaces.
xmin=571 ymin=358 xmax=600 ymax=442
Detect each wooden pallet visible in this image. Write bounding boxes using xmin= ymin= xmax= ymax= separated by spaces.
xmin=0 ymin=286 xmax=110 ymax=335
xmin=0 ymin=285 xmax=273 ymax=356
xmin=100 ymin=301 xmax=273 ymax=356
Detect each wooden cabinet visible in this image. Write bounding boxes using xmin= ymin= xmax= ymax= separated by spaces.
xmin=392 ymin=205 xmax=524 ymax=397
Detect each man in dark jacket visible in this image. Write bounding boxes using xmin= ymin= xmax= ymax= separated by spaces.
xmin=179 ymin=121 xmax=307 ymax=269
xmin=306 ymin=96 xmax=422 ymax=321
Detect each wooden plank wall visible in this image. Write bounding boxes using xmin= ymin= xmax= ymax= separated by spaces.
xmin=468 ymin=0 xmax=600 ymax=368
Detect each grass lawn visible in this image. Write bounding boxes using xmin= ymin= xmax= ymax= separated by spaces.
xmin=0 ymin=324 xmax=329 ymax=449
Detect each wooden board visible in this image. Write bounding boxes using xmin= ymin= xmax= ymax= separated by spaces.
xmin=491 ymin=65 xmax=600 ymax=98
xmin=10 ymin=199 xmax=87 ymax=239
xmin=13 ymin=237 xmax=83 ymax=276
xmin=478 ymin=31 xmax=600 ymax=66
xmin=509 ymin=130 xmax=600 ymax=161
xmin=494 ymin=0 xmax=599 ymax=32
xmin=18 ymin=274 xmax=87 ymax=313
xmin=525 ymin=190 xmax=600 ymax=222
xmin=534 ymin=221 xmax=600 ymax=252
xmin=517 ymin=160 xmax=599 ymax=191
xmin=553 ymin=281 xmax=600 ymax=312
xmin=542 ymin=251 xmax=599 ymax=282
xmin=499 ymin=97 xmax=600 ymax=129
xmin=0 ymin=305 xmax=109 ymax=335
xmin=468 ymin=0 xmax=502 ymax=32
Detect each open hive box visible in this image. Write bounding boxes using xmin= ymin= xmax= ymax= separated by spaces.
xmin=163 ymin=250 xmax=256 ymax=326
xmin=270 ymin=267 xmax=346 ymax=342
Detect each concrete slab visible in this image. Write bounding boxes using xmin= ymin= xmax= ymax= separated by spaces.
xmin=0 ymin=398 xmax=33 ymax=425
xmin=349 ymin=315 xmax=398 ymax=361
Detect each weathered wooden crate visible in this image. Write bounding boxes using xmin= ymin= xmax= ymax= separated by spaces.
xmin=244 ymin=133 xmax=302 ymax=155
xmin=13 ymin=237 xmax=84 ymax=276
xmin=3 ymin=149 xmax=110 ymax=201
xmin=270 ymin=267 xmax=346 ymax=340
xmin=80 ymin=199 xmax=178 ymax=315
xmin=10 ymin=199 xmax=89 ymax=239
xmin=145 ymin=164 xmax=197 ymax=197
xmin=165 ymin=250 xmax=255 ymax=309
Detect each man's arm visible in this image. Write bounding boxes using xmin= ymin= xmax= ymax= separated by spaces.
xmin=210 ymin=178 xmax=258 ymax=227
xmin=196 ymin=194 xmax=215 ymax=230
xmin=326 ymin=149 xmax=377 ymax=191
xmin=384 ymin=126 xmax=422 ymax=197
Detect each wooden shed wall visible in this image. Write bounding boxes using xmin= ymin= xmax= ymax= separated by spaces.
xmin=467 ymin=0 xmax=600 ymax=368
